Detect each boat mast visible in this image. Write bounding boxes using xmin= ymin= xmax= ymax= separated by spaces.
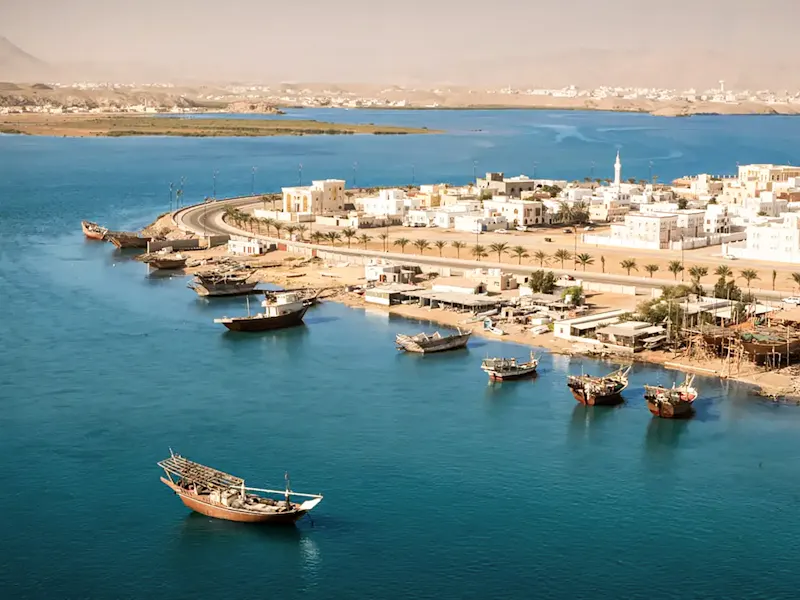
xmin=284 ymin=471 xmax=291 ymax=507
xmin=246 ymin=295 xmax=251 ymax=316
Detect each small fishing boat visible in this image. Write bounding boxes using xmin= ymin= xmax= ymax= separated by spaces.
xmin=158 ymin=450 xmax=323 ymax=524
xmin=645 ymin=374 xmax=698 ymax=418
xmin=567 ymin=365 xmax=631 ymax=406
xmin=214 ymin=291 xmax=309 ymax=332
xmin=81 ymin=220 xmax=109 ymax=240
xmin=146 ymin=252 xmax=188 ymax=270
xmin=189 ymin=273 xmax=259 ymax=297
xmin=481 ymin=351 xmax=538 ymax=381
xmin=395 ymin=328 xmax=471 ymax=354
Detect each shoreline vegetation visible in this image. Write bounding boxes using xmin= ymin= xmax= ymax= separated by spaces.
xmin=0 ymin=114 xmax=437 ymax=137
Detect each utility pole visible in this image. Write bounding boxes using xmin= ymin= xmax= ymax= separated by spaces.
xmin=353 ymin=161 xmax=358 ymax=188
xmin=251 ymin=166 xmax=257 ymax=196
xmin=532 ymin=161 xmax=538 ymax=179
xmin=472 ymin=160 xmax=477 ymax=182
xmin=212 ymin=170 xmax=218 ymax=199
xmin=590 ymin=161 xmax=595 ymax=180
xmin=411 ymin=164 xmax=415 ymax=186
xmin=649 ymin=161 xmax=653 ymax=184
xmin=298 ymin=163 xmax=303 ymax=187
xmin=169 ymin=182 xmax=174 ymax=212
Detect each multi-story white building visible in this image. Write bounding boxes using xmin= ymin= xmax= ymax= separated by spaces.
xmin=476 ymin=172 xmax=539 ymax=198
xmin=703 ymin=204 xmax=731 ymax=234
xmin=359 ymin=188 xmax=419 ymax=217
xmin=281 ymin=179 xmax=346 ymax=216
xmin=432 ymin=202 xmax=482 ymax=229
xmin=738 ymin=164 xmax=800 ymax=188
xmin=483 ymin=197 xmax=547 ymax=227
xmin=723 ymin=213 xmax=800 ymax=264
xmin=589 ymin=200 xmax=629 ymax=222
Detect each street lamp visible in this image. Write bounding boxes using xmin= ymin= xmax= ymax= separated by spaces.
xmin=251 ymin=166 xmax=257 ymax=196
xmin=532 ymin=161 xmax=538 ymax=178
xmin=649 ymin=161 xmax=654 ymax=184
xmin=169 ymin=182 xmax=174 ymax=212
xmin=353 ymin=161 xmax=358 ymax=188
xmin=590 ymin=161 xmax=595 ymax=180
xmin=298 ymin=163 xmax=303 ymax=186
xmin=212 ymin=170 xmax=218 ymax=199
xmin=411 ymin=163 xmax=415 ymax=186
xmin=472 ymin=160 xmax=478 ymax=181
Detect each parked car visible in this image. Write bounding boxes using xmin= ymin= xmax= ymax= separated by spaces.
xmin=563 ymin=228 xmax=573 ymax=233
xmin=722 ymin=254 xmax=738 ymax=260
xmin=584 ymin=225 xmax=595 ymax=231
xmin=544 ymin=237 xmax=553 ymax=242
xmin=783 ymin=297 xmax=800 ymax=305
xmin=495 ymin=229 xmax=509 ymax=234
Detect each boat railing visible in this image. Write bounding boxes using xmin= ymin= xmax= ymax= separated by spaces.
xmin=243 ymin=485 xmax=323 ymax=499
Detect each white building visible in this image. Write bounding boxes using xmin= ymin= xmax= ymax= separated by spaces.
xmin=432 ymin=202 xmax=482 ymax=229
xmin=228 ymin=237 xmax=269 ymax=256
xmin=738 ymin=164 xmax=800 ymax=188
xmin=454 ymin=214 xmax=508 ymax=233
xmin=282 ymin=179 xmax=346 ymax=216
xmin=483 ymin=197 xmax=547 ymax=227
xmin=360 ymin=188 xmax=419 ymax=217
xmin=724 ymin=213 xmax=800 ymax=264
xmin=703 ymin=204 xmax=731 ymax=234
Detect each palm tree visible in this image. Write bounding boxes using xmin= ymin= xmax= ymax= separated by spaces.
xmin=310 ymin=231 xmax=325 ymax=245
xmin=553 ymin=249 xmax=572 ymax=269
xmin=358 ymin=233 xmax=372 ymax=249
xmin=576 ymin=253 xmax=594 ymax=271
xmin=413 ymin=239 xmax=430 ymax=255
xmin=772 ymin=269 xmax=777 ymax=291
xmin=714 ymin=265 xmax=732 ymax=279
xmin=393 ymin=237 xmax=410 ymax=253
xmin=600 ymin=255 xmax=606 ymax=273
xmin=533 ymin=250 xmax=549 ymax=267
xmin=451 ymin=241 xmax=466 ymax=258
xmin=739 ymin=268 xmax=759 ymax=291
xmin=341 ymin=227 xmax=357 ymax=248
xmin=557 ymin=201 xmax=573 ymax=225
xmin=471 ymin=244 xmax=488 ymax=261
xmin=688 ymin=265 xmax=708 ymax=283
xmin=792 ymin=272 xmax=800 ymax=292
xmin=510 ymin=245 xmax=529 ymax=264
xmin=620 ymin=259 xmax=638 ymax=276
xmin=272 ymin=221 xmax=284 ymax=240
xmin=668 ymin=260 xmax=684 ymax=280
xmin=261 ymin=217 xmax=275 ymax=237
xmin=325 ymin=231 xmax=341 ymax=246
xmin=434 ymin=240 xmax=447 ymax=256
xmin=644 ymin=264 xmax=659 ymax=278
xmin=295 ymin=224 xmax=307 ymax=241
xmin=284 ymin=224 xmax=298 ymax=240
xmin=489 ymin=242 xmax=509 ymax=262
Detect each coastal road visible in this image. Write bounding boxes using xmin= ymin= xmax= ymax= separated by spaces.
xmin=174 ymin=197 xmax=791 ymax=303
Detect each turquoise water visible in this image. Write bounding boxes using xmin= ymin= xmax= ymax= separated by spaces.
xmin=3 ymin=110 xmax=800 ymax=599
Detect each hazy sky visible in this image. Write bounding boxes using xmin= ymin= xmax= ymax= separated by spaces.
xmin=2 ymin=0 xmax=799 ymax=85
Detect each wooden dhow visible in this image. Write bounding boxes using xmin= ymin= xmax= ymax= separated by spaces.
xmin=567 ymin=365 xmax=631 ymax=406
xmin=395 ymin=328 xmax=471 ymax=354
xmin=189 ymin=272 xmax=259 ymax=297
xmin=158 ymin=450 xmax=323 ymax=524
xmin=214 ymin=291 xmax=309 ymax=332
xmin=481 ymin=351 xmax=538 ymax=381
xmin=108 ymin=233 xmax=150 ymax=249
xmin=81 ymin=220 xmax=109 ymax=241
xmin=645 ymin=374 xmax=698 ymax=419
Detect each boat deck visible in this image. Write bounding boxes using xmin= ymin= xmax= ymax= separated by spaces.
xmin=158 ymin=454 xmax=244 ymax=490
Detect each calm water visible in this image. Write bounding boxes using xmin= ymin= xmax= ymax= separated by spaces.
xmin=3 ymin=110 xmax=800 ymax=599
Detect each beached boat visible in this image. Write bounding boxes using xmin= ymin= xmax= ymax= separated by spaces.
xmin=567 ymin=365 xmax=631 ymax=406
xmin=81 ymin=220 xmax=109 ymax=241
xmin=645 ymin=374 xmax=698 ymax=418
xmin=108 ymin=233 xmax=149 ymax=249
xmin=395 ymin=328 xmax=471 ymax=354
xmin=189 ymin=273 xmax=259 ymax=297
xmin=214 ymin=291 xmax=309 ymax=332
xmin=481 ymin=351 xmax=538 ymax=381
xmin=146 ymin=253 xmax=188 ymax=270
xmin=157 ymin=450 xmax=322 ymax=524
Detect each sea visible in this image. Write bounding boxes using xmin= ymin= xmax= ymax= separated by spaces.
xmin=2 ymin=109 xmax=800 ymax=599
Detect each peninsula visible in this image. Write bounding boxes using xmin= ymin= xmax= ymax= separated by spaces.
xmin=0 ymin=113 xmax=436 ymax=137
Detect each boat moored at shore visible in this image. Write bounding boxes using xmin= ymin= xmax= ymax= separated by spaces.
xmin=189 ymin=272 xmax=259 ymax=297
xmin=567 ymin=365 xmax=631 ymax=406
xmin=396 ymin=328 xmax=471 ymax=353
xmin=645 ymin=374 xmax=698 ymax=418
xmin=157 ymin=450 xmax=323 ymax=524
xmin=481 ymin=351 xmax=538 ymax=381
xmin=214 ymin=291 xmax=309 ymax=332
xmin=108 ymin=233 xmax=150 ymax=249
xmin=81 ymin=220 xmax=109 ymax=240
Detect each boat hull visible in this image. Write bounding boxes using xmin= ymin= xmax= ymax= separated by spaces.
xmin=646 ymin=398 xmax=694 ymax=418
xmin=486 ymin=367 xmax=538 ymax=381
xmin=149 ymin=258 xmax=187 ymax=270
xmin=81 ymin=221 xmax=107 ymax=240
xmin=396 ymin=333 xmax=471 ymax=354
xmin=217 ymin=306 xmax=308 ymax=332
xmin=160 ymin=478 xmax=305 ymax=524
xmin=190 ymin=281 xmax=259 ymax=297
xmin=569 ymin=387 xmax=623 ymax=406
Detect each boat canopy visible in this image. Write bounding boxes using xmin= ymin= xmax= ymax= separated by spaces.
xmin=158 ymin=453 xmax=244 ymax=490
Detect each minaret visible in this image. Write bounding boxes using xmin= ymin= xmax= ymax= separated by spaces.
xmin=614 ymin=150 xmax=622 ymax=187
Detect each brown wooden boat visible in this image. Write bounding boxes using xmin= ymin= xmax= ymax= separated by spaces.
xmin=645 ymin=374 xmax=698 ymax=419
xmin=158 ymin=451 xmax=323 ymax=524
xmin=81 ymin=220 xmax=109 ymax=240
xmin=214 ymin=292 xmax=309 ymax=332
xmin=189 ymin=273 xmax=260 ymax=297
xmin=395 ymin=328 xmax=471 ymax=353
xmin=481 ymin=351 xmax=538 ymax=381
xmin=567 ymin=365 xmax=631 ymax=406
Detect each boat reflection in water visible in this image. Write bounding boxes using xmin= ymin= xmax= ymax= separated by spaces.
xmin=567 ymin=403 xmax=621 ymax=443
xmin=644 ymin=418 xmax=691 ymax=455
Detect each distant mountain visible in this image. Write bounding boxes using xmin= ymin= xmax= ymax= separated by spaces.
xmin=0 ymin=36 xmax=54 ymax=82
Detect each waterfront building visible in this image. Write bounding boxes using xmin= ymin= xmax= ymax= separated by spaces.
xmin=738 ymin=164 xmax=800 ymax=188
xmin=281 ymin=179 xmax=346 ymax=216
xmin=476 ymin=172 xmax=539 ymax=198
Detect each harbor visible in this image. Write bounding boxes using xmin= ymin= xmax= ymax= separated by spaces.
xmin=7 ymin=108 xmax=800 ymax=599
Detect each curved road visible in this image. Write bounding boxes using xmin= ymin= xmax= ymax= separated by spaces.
xmin=174 ymin=197 xmax=789 ymax=303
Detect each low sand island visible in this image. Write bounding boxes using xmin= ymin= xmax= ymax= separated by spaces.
xmin=0 ymin=113 xmax=437 ymax=137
